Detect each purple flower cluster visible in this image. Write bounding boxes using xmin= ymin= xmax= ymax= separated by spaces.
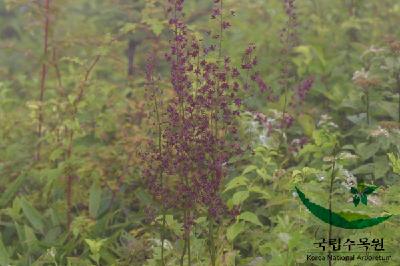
xmin=142 ymin=0 xmax=252 ymax=234
xmin=296 ymin=76 xmax=314 ymax=101
xmin=291 ymin=76 xmax=315 ymax=106
xmin=278 ymin=0 xmax=299 ymax=92
xmin=282 ymin=113 xmax=294 ymax=128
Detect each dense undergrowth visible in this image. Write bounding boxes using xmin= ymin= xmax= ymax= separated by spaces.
xmin=0 ymin=0 xmax=400 ymax=265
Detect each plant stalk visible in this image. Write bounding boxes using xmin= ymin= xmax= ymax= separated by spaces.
xmin=208 ymin=218 xmax=216 ymax=266
xmin=36 ymin=0 xmax=50 ymax=161
xmin=396 ymin=72 xmax=400 ymax=123
xmin=153 ymin=82 xmax=166 ymax=266
xmin=366 ymin=89 xmax=370 ymax=125
xmin=328 ymin=146 xmax=337 ymax=266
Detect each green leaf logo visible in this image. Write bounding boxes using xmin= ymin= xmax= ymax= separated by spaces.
xmin=295 ymin=187 xmax=391 ymax=229
xmin=350 ymin=183 xmax=378 ymax=207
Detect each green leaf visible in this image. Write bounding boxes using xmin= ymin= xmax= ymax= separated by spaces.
xmin=353 ymin=195 xmax=360 ymax=207
xmin=249 ymin=186 xmax=270 ymax=199
xmin=356 ymin=142 xmax=380 ymax=161
xmin=361 ymin=194 xmax=368 ymax=205
xmin=135 ymin=188 xmax=153 ymax=205
xmin=357 ymin=181 xmax=366 ymax=191
xmin=223 ymin=175 xmax=248 ymax=192
xmin=352 ymin=163 xmax=374 ymax=175
xmin=256 ymin=168 xmax=270 ymax=181
xmin=238 ymin=212 xmax=263 ymax=226
xmin=226 ymin=222 xmax=245 ymax=242
xmin=337 ymin=211 xmax=369 ymax=221
xmin=142 ymin=18 xmax=164 ymax=36
xmin=0 ymin=173 xmax=27 ymax=208
xmin=350 ymin=187 xmax=358 ymax=195
xmin=24 ymin=225 xmax=38 ymax=246
xmin=85 ymin=238 xmax=106 ymax=254
xmin=388 ymin=153 xmax=400 ymax=174
xmin=0 ymin=233 xmax=10 ymax=266
xmin=49 ymin=148 xmax=64 ymax=162
xmin=232 ymin=191 xmax=250 ymax=205
xmin=374 ymin=155 xmax=389 ymax=178
xmin=164 ymin=215 xmax=182 ymax=236
xmin=20 ymin=197 xmax=44 ymax=233
xmin=298 ymin=114 xmax=315 ymax=136
xmin=242 ymin=165 xmax=258 ymax=175
xmin=363 ymin=185 xmax=378 ymax=195
xmin=119 ymin=23 xmax=137 ymax=34
xmin=89 ymin=182 xmax=102 ymax=219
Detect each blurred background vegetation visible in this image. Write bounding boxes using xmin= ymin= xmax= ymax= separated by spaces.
xmin=0 ymin=0 xmax=400 ymax=265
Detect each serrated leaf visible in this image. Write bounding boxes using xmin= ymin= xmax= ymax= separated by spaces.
xmin=249 ymin=186 xmax=270 ymax=199
xmin=242 ymin=165 xmax=258 ymax=175
xmin=256 ymin=168 xmax=270 ymax=181
xmin=223 ymin=176 xmax=248 ymax=192
xmin=238 ymin=211 xmax=262 ymax=226
xmin=232 ymin=191 xmax=249 ymax=205
xmin=226 ymin=222 xmax=245 ymax=242
xmin=85 ymin=238 xmax=106 ymax=254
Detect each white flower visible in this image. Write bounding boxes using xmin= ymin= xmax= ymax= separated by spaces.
xmin=341 ymin=170 xmax=356 ymax=189
xmin=338 ymin=152 xmax=358 ymax=161
xmin=370 ymin=126 xmax=389 ymax=137
xmin=362 ymin=46 xmax=385 ymax=56
xmin=352 ymin=68 xmax=369 ymax=81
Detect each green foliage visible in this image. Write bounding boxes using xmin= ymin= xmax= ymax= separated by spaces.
xmin=1 ymin=0 xmax=400 ymax=265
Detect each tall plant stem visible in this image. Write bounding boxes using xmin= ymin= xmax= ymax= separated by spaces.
xmin=66 ymin=130 xmax=74 ymax=231
xmin=161 ymin=211 xmax=166 ymax=265
xmin=208 ymin=218 xmax=216 ymax=266
xmin=281 ymin=85 xmax=288 ymax=129
xmin=65 ymin=55 xmax=101 ymax=231
xmin=328 ymin=146 xmax=338 ymax=266
xmin=205 ymin=3 xmax=223 ymax=264
xmin=396 ymin=72 xmax=400 ymax=123
xmin=366 ymin=90 xmax=370 ymax=125
xmin=36 ymin=0 xmax=50 ymax=161
xmin=180 ymin=210 xmax=188 ymax=266
xmin=187 ymin=227 xmax=191 ymax=266
xmin=218 ymin=0 xmax=223 ymax=58
xmin=153 ymin=87 xmax=166 ymax=266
